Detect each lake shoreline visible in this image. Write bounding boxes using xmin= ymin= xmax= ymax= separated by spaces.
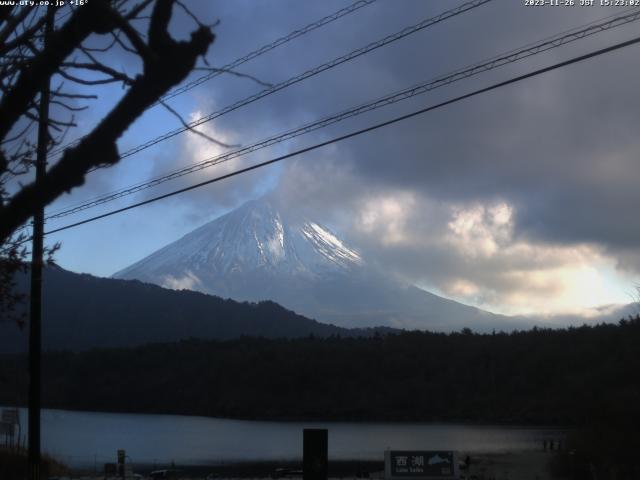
xmin=72 ymin=452 xmax=561 ymax=479
xmin=2 ymin=403 xmax=570 ymax=429
xmin=3 ymin=406 xmax=567 ymax=471
xmin=78 ymin=460 xmax=385 ymax=478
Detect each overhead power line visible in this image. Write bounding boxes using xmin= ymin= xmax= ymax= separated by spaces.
xmin=159 ymin=0 xmax=377 ymax=103
xmin=39 ymin=33 xmax=640 ymax=239
xmin=115 ymin=0 xmax=491 ymax=160
xmin=44 ymin=0 xmax=494 ymax=219
xmin=44 ymin=8 xmax=640 ymax=221
xmin=47 ymin=0 xmax=378 ymax=158
xmin=49 ymin=0 xmax=492 ymax=165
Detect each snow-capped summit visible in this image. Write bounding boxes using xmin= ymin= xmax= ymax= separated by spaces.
xmin=114 ymin=197 xmax=520 ymax=331
xmin=114 ymin=198 xmax=362 ymax=291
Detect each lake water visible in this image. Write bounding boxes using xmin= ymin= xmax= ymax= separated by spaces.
xmin=8 ymin=408 xmax=564 ymax=468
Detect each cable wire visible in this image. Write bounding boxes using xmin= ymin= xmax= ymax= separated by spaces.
xmin=116 ymin=0 xmax=492 ymax=159
xmin=48 ymin=0 xmax=492 ymax=164
xmin=160 ymin=0 xmax=377 ymax=103
xmin=38 ymin=33 xmax=640 ymax=239
xmin=47 ymin=0 xmax=377 ymax=158
xmin=44 ymin=7 xmax=640 ymax=221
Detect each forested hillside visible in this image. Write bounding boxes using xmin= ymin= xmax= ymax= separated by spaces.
xmin=0 ymin=266 xmax=362 ymax=353
xmin=1 ymin=318 xmax=638 ymax=426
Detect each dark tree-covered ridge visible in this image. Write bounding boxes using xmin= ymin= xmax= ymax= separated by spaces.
xmin=1 ymin=317 xmax=638 ymax=426
xmin=1 ymin=266 xmax=363 ymax=353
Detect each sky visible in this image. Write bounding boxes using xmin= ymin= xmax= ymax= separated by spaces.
xmin=21 ymin=0 xmax=640 ymax=317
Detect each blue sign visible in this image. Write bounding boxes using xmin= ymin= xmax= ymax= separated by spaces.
xmin=385 ymin=451 xmax=458 ymax=479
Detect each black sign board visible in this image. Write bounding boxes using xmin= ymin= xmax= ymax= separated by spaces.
xmin=385 ymin=451 xmax=458 ymax=479
xmin=303 ymin=428 xmax=328 ymax=480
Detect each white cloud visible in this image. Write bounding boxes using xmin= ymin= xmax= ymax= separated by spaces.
xmin=355 ymin=192 xmax=416 ymax=246
xmin=447 ymin=202 xmax=513 ymax=259
xmin=343 ymin=193 xmax=634 ymax=316
xmin=161 ymin=270 xmax=202 ymax=291
xmin=181 ymin=110 xmax=241 ymax=177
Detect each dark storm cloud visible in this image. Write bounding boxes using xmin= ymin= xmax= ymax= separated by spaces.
xmin=46 ymin=0 xmax=640 ymax=301
xmin=333 ymin=45 xmax=640 ymax=249
xmin=237 ymin=0 xmax=640 ymax=277
xmin=173 ymin=1 xmax=640 ymax=302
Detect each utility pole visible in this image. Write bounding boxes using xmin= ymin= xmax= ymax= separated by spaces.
xmin=28 ymin=7 xmax=54 ymax=480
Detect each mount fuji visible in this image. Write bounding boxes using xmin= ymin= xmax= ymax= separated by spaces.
xmin=113 ymin=197 xmax=523 ymax=331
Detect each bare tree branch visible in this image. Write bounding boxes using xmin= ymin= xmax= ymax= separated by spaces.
xmin=0 ymin=7 xmax=31 ymax=46
xmin=158 ymin=98 xmax=237 ymax=148
xmin=59 ymin=63 xmax=135 ymax=85
xmin=125 ymin=0 xmax=155 ymax=20
xmin=0 ymin=1 xmax=117 ymax=142
xmin=50 ymin=100 xmax=89 ymax=112
xmin=0 ymin=0 xmax=216 ymax=244
xmin=0 ymin=118 xmax=35 ymax=145
xmin=111 ymin=9 xmax=153 ymax=60
xmin=51 ymin=91 xmax=98 ymax=100
xmin=81 ymin=35 xmax=119 ymax=53
xmin=0 ymin=5 xmax=16 ymax=27
xmin=0 ymin=13 xmax=48 ymax=56
xmin=194 ymin=66 xmax=273 ymax=88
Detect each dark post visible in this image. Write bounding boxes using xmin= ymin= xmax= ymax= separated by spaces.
xmin=117 ymin=449 xmax=125 ymax=479
xmin=303 ymin=428 xmax=328 ymax=480
xmin=28 ymin=7 xmax=54 ymax=480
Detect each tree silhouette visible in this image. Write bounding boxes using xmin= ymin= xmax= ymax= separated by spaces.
xmin=0 ymin=0 xmax=218 ymax=319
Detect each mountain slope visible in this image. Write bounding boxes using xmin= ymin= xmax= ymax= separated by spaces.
xmin=115 ymin=199 xmax=362 ymax=288
xmin=0 ymin=266 xmax=356 ymax=354
xmin=114 ymin=198 xmax=521 ymax=331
